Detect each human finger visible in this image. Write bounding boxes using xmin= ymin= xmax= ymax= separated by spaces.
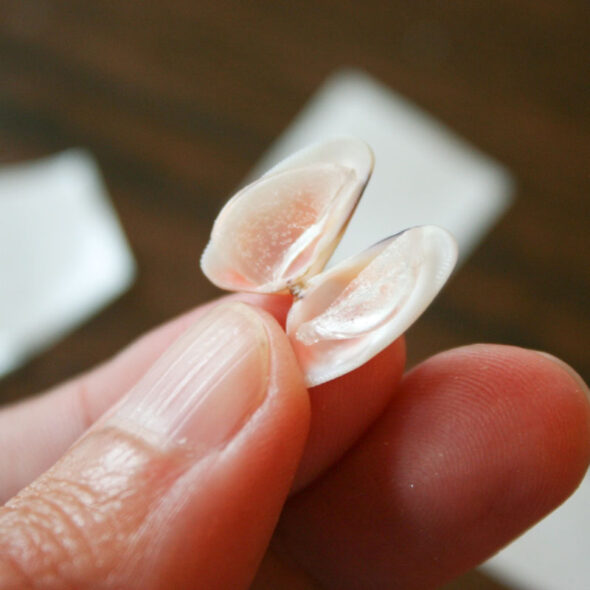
xmin=0 ymin=302 xmax=309 ymax=590
xmin=273 ymin=345 xmax=590 ymax=590
xmin=0 ymin=293 xmax=291 ymax=502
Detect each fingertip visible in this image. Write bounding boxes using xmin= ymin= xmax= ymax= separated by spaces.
xmin=391 ymin=344 xmax=590 ymax=577
xmin=276 ymin=344 xmax=590 ymax=590
xmin=403 ymin=344 xmax=590 ymax=503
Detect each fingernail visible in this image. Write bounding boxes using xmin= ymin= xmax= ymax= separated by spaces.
xmin=111 ymin=302 xmax=269 ymax=450
xmin=535 ymin=351 xmax=590 ymax=399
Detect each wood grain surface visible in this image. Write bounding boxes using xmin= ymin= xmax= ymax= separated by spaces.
xmin=1 ymin=1 xmax=588 ymax=588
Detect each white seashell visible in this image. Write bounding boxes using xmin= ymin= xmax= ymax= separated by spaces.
xmin=200 ymin=137 xmax=458 ymax=387
xmin=201 ymin=138 xmax=374 ymax=293
xmin=286 ymin=226 xmax=458 ymax=387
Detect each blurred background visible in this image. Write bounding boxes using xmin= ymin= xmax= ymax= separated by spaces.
xmin=0 ymin=2 xmax=588 ymax=588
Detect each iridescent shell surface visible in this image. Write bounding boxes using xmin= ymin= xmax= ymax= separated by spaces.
xmin=200 ymin=138 xmax=458 ymax=387
xmin=201 ymin=138 xmax=374 ymax=293
xmin=286 ymin=226 xmax=458 ymax=386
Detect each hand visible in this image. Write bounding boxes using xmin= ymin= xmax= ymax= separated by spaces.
xmin=0 ymin=295 xmax=588 ymax=589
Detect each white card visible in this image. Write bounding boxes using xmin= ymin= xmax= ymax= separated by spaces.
xmin=0 ymin=150 xmax=136 ymax=377
xmin=248 ymin=69 xmax=514 ymax=268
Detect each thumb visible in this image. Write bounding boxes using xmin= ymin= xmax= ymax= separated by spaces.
xmin=0 ymin=303 xmax=310 ymax=590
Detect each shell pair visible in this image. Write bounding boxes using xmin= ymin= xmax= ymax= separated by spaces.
xmin=201 ymin=138 xmax=458 ymax=387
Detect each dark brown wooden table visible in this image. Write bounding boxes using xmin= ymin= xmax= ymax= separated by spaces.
xmin=1 ymin=2 xmax=588 ymax=588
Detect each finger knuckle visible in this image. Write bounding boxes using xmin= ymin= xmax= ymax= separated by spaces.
xmin=0 ymin=477 xmax=103 ymax=588
xmin=0 ymin=427 xmax=184 ymax=588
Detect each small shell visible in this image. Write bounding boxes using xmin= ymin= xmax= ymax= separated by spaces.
xmin=201 ymin=138 xmax=374 ymax=293
xmin=286 ymin=226 xmax=458 ymax=387
xmin=200 ymin=137 xmax=459 ymax=387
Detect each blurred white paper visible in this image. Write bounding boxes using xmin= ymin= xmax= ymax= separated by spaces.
xmin=249 ymin=69 xmax=514 ymax=267
xmin=0 ymin=150 xmax=136 ymax=377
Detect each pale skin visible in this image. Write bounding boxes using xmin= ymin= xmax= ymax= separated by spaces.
xmin=0 ymin=293 xmax=589 ymax=589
